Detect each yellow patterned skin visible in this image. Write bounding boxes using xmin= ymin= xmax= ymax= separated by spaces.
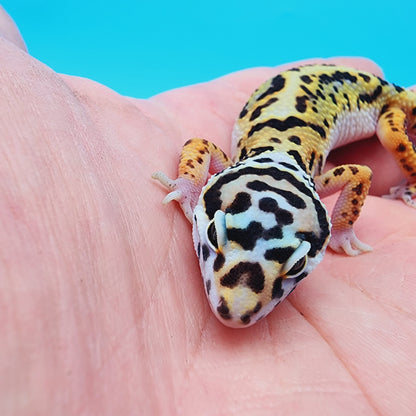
xmin=153 ymin=64 xmax=416 ymax=328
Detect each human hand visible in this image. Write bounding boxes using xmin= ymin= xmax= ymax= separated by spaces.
xmin=1 ymin=7 xmax=415 ymax=414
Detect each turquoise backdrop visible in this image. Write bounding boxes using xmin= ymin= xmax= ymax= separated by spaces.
xmin=3 ymin=1 xmax=415 ymax=98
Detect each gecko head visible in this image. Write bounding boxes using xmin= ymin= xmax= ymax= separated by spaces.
xmin=192 ymin=154 xmax=331 ymax=328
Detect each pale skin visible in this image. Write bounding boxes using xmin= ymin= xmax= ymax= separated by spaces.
xmin=1 ymin=7 xmax=415 ymax=415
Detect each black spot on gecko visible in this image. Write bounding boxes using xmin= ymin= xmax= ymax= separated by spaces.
xmin=394 ymin=84 xmax=404 ymax=93
xmin=317 ymin=154 xmax=323 ymax=174
xmin=300 ymin=75 xmax=313 ymax=84
xmin=239 ymin=105 xmax=248 ymax=118
xmin=316 ymin=89 xmax=326 ymax=100
xmin=352 ymin=183 xmax=363 ymax=195
xmin=359 ymin=85 xmax=383 ymax=104
xmin=240 ymin=301 xmax=263 ymax=325
xmin=249 ymin=97 xmax=279 ymax=121
xmin=226 ymin=192 xmax=252 ymax=214
xmin=263 ymin=225 xmax=283 ymax=240
xmin=300 ymin=85 xmax=318 ymax=100
xmin=220 ymin=262 xmax=265 ymax=293
xmin=319 ymin=71 xmax=358 ymax=85
xmin=240 ymin=313 xmax=251 ymax=324
xmin=239 ymin=147 xmax=248 ymax=160
xmin=287 ymin=150 xmax=307 ymax=172
xmin=333 ymin=167 xmax=345 ymax=176
xmin=279 ymin=161 xmax=298 ymax=171
xmin=217 ymin=297 xmax=231 ymax=319
xmin=272 ymin=277 xmax=283 ymax=299
xmin=248 ymin=146 xmax=275 ymax=157
xmin=308 ymin=151 xmax=316 ymax=172
xmin=295 ymin=95 xmax=308 ymax=113
xmin=214 ymin=252 xmax=225 ymax=272
xmin=270 ymin=137 xmax=281 ymax=143
xmin=227 ymin=221 xmax=264 ymax=250
xmin=258 ymin=197 xmax=294 ymax=225
xmin=257 ymin=74 xmax=286 ymax=101
xmin=249 ymin=181 xmax=306 ymax=209
xmin=380 ymin=104 xmax=389 ymax=115
xmin=246 ymin=263 xmax=264 ymax=293
xmin=247 ymin=116 xmax=307 ymax=137
xmin=264 ymin=246 xmax=295 ymax=263
xmin=309 ymin=123 xmax=327 ymax=139
xmin=202 ymin=244 xmax=210 ymax=261
xmin=358 ymin=72 xmax=371 ymax=82
xmin=343 ymin=93 xmax=351 ymax=110
xmin=255 ymin=157 xmax=274 ymax=163
xmin=289 ymin=135 xmax=302 ymax=145
xmin=349 ymin=166 xmax=359 ymax=175
xmin=205 ymin=279 xmax=211 ymax=295
xmin=253 ymin=301 xmax=262 ymax=313
xmin=397 ymin=143 xmax=406 ymax=152
xmin=329 ymin=93 xmax=337 ymax=105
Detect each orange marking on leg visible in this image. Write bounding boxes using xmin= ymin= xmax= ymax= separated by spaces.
xmin=377 ymin=107 xmax=416 ymax=183
xmin=178 ymin=138 xmax=232 ymax=186
xmin=315 ymin=164 xmax=372 ymax=255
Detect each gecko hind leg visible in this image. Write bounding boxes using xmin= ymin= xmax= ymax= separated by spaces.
xmin=377 ymin=107 xmax=416 ymax=208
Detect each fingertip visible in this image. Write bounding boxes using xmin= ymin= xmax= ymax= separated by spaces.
xmin=274 ymin=56 xmax=384 ymax=78
xmin=325 ymin=56 xmax=384 ymax=77
xmin=0 ymin=6 xmax=27 ymax=52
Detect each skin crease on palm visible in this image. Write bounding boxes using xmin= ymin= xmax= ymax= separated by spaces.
xmin=1 ymin=6 xmax=415 ymax=416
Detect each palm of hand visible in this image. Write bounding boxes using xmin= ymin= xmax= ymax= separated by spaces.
xmin=1 ymin=25 xmax=415 ymax=414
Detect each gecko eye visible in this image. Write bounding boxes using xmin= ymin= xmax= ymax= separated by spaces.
xmin=207 ymin=220 xmax=218 ymax=249
xmin=286 ymin=256 xmax=307 ymax=276
xmin=281 ymin=240 xmax=310 ymax=277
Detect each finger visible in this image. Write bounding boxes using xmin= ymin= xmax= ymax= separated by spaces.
xmin=0 ymin=6 xmax=27 ymax=51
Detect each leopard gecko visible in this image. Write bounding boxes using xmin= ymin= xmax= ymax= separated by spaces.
xmin=153 ymin=64 xmax=416 ymax=328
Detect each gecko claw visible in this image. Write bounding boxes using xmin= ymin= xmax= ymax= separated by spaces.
xmin=329 ymin=228 xmax=372 ymax=256
xmin=162 ymin=190 xmax=182 ymax=205
xmin=382 ymin=183 xmax=416 ymax=208
xmin=152 ymin=171 xmax=201 ymax=222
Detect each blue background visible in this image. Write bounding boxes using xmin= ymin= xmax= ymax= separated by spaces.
xmin=3 ymin=1 xmax=415 ymax=98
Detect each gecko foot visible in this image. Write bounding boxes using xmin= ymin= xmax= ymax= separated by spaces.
xmin=152 ymin=171 xmax=201 ymax=221
xmin=382 ymin=182 xmax=416 ymax=208
xmin=329 ymin=227 xmax=372 ymax=256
